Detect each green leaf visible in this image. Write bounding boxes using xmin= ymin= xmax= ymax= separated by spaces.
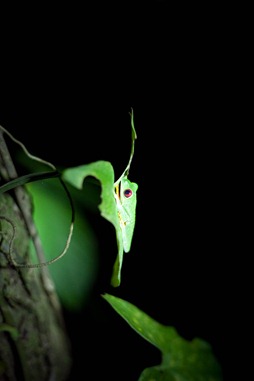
xmin=26 ymin=179 xmax=99 ymax=311
xmin=102 ymin=293 xmax=224 ymax=381
xmin=62 ymin=161 xmax=124 ymax=287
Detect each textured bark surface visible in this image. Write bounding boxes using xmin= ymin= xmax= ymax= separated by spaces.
xmin=0 ymin=130 xmax=72 ymax=381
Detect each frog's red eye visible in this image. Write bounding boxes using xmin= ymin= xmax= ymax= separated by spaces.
xmin=124 ymin=189 xmax=133 ymax=198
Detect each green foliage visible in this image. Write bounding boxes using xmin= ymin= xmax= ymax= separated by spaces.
xmin=62 ymin=110 xmax=138 ymax=286
xmin=102 ymin=293 xmax=223 ymax=381
xmin=63 ymin=161 xmax=123 ymax=286
xmin=26 ymin=179 xmax=99 ymax=311
xmin=1 ymin=114 xmax=224 ymax=380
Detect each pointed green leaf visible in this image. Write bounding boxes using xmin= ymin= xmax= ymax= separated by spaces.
xmin=102 ymin=293 xmax=223 ymax=381
xmin=102 ymin=293 xmax=178 ymax=351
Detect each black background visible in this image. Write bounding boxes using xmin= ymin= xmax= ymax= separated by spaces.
xmin=0 ymin=2 xmax=242 ymax=380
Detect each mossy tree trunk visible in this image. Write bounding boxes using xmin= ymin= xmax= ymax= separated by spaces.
xmin=0 ymin=129 xmax=72 ymax=381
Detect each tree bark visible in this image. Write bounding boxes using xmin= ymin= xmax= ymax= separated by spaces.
xmin=0 ymin=129 xmax=72 ymax=381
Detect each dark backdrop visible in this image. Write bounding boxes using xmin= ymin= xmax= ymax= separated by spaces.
xmin=1 ymin=3 xmax=239 ymax=380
